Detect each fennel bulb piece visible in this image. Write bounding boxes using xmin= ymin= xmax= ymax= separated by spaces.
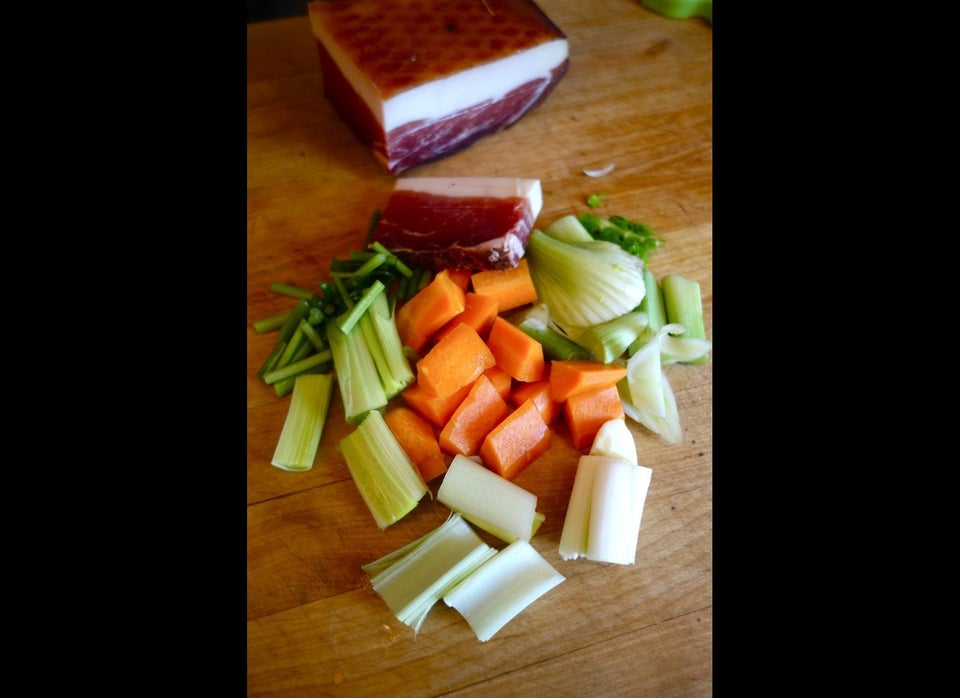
xmin=525 ymin=230 xmax=646 ymax=329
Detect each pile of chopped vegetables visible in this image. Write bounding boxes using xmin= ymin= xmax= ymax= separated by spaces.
xmin=253 ymin=207 xmax=710 ymax=642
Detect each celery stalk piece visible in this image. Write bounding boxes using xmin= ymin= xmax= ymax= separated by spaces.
xmin=271 ymin=373 xmax=335 ymax=472
xmin=326 ymin=319 xmax=388 ymax=425
xmin=363 ymin=513 xmax=497 ymax=634
xmin=629 ymin=268 xmax=667 ymax=353
xmin=253 ymin=310 xmax=290 ymax=334
xmin=443 ymin=539 xmax=565 ymax=643
xmin=586 ymin=457 xmax=652 ymax=565
xmin=659 ymin=333 xmax=713 ymax=365
xmin=437 ymin=455 xmax=540 ymax=543
xmin=517 ymin=304 xmax=593 ymax=361
xmin=363 ymin=291 xmax=415 ymax=398
xmin=262 ymin=350 xmax=332 ymax=386
xmin=543 ymin=215 xmax=594 ymax=243
xmin=661 ymin=274 xmax=709 ymax=365
xmin=340 ymin=410 xmax=428 ymax=529
xmin=577 ymin=311 xmax=649 ymax=364
xmin=619 ymin=372 xmax=683 ymax=445
xmin=525 ymin=230 xmax=646 ymax=329
xmin=269 ymin=282 xmax=314 ymax=300
xmin=337 ymin=279 xmax=385 ymax=334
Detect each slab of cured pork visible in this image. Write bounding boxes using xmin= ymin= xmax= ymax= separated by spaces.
xmin=307 ymin=0 xmax=569 ymax=175
xmin=369 ymin=177 xmax=543 ymax=271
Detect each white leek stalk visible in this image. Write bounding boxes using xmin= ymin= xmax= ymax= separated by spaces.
xmin=443 ymin=539 xmax=565 ymax=642
xmin=437 ymin=455 xmax=541 ymax=543
xmin=340 ymin=410 xmax=428 ymax=529
xmin=558 ymin=455 xmax=653 ymax=565
xmin=271 ymin=373 xmax=335 ymax=472
xmin=363 ymin=513 xmax=496 ymax=634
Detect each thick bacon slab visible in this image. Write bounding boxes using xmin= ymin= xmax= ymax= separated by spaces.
xmin=307 ymin=0 xmax=569 ymax=175
xmin=369 ymin=177 xmax=543 ymax=271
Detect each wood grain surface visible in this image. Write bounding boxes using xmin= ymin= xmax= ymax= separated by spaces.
xmin=248 ymin=2 xmax=712 ymax=695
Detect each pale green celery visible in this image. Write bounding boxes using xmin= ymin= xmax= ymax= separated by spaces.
xmin=517 ymin=304 xmax=593 ymax=361
xmin=262 ymin=349 xmax=333 ymax=386
xmin=659 ymin=333 xmax=713 ymax=365
xmin=661 ymin=274 xmax=709 ymax=365
xmin=437 ymin=455 xmax=540 ymax=543
xmin=577 ymin=310 xmax=649 ymax=364
xmin=269 ymin=282 xmax=314 ymax=300
xmin=618 ymin=373 xmax=683 ymax=445
xmin=271 ymin=373 xmax=335 ymax=472
xmin=337 ymin=279 xmax=385 ymax=334
xmin=340 ymin=410 xmax=428 ymax=529
xmin=543 ymin=215 xmax=594 ymax=243
xmin=629 ymin=268 xmax=667 ymax=354
xmin=443 ymin=538 xmax=565 ymax=643
xmin=362 ymin=291 xmax=415 ymax=398
xmin=325 ymin=320 xmax=388 ymax=424
xmin=277 ymin=319 xmax=309 ymax=369
xmin=559 ymin=454 xmax=652 ymax=565
xmin=363 ymin=513 xmax=496 ymax=634
xmin=525 ymin=230 xmax=646 ymax=328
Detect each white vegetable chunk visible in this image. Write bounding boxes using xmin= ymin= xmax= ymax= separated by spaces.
xmin=444 ymin=539 xmax=565 ymax=642
xmin=589 ymin=418 xmax=637 ymax=464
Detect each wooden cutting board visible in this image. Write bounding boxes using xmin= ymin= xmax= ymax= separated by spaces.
xmin=248 ymin=1 xmax=712 ymax=694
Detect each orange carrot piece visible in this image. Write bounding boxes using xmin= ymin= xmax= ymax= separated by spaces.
xmin=563 ymin=384 xmax=625 ymax=450
xmin=484 ymin=365 xmax=513 ymax=401
xmin=384 ymin=406 xmax=448 ymax=483
xmin=511 ymin=379 xmax=560 ymax=425
xmin=445 ymin=268 xmax=473 ymax=291
xmin=549 ymin=360 xmax=628 ymax=403
xmin=471 ymin=258 xmax=538 ymax=313
xmin=439 ymin=374 xmax=510 ymax=457
xmin=433 ymin=292 xmax=500 ymax=344
xmin=416 ymin=322 xmax=496 ymax=397
xmin=487 ymin=316 xmax=545 ymax=383
xmin=401 ymin=381 xmax=472 ymax=429
xmin=480 ymin=398 xmax=552 ymax=480
xmin=395 ymin=269 xmax=466 ymax=355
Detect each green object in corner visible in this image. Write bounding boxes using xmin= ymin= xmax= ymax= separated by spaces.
xmin=642 ymin=0 xmax=712 ymax=24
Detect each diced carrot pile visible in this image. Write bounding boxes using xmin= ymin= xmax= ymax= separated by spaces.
xmin=384 ymin=264 xmax=632 ymax=482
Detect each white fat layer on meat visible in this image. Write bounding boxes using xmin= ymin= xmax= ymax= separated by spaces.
xmin=314 ymin=31 xmax=568 ymax=133
xmin=394 ymin=177 xmax=543 ymax=221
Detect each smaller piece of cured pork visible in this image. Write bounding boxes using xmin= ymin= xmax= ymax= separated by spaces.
xmin=369 ymin=177 xmax=543 ymax=271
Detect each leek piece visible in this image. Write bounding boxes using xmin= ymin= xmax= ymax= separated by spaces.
xmin=543 ymin=214 xmax=594 ymax=243
xmin=326 ymin=319 xmax=388 ymax=424
xmin=271 ymin=373 xmax=335 ymax=472
xmin=586 ymin=457 xmax=652 ymax=565
xmin=577 ymin=311 xmax=649 ymax=364
xmin=437 ymin=455 xmax=540 ymax=543
xmin=361 ymin=291 xmax=415 ymax=398
xmin=363 ymin=513 xmax=496 ymax=634
xmin=661 ymin=274 xmax=709 ymax=365
xmin=525 ymin=230 xmax=646 ymax=328
xmin=340 ymin=410 xmax=428 ymax=529
xmin=559 ymin=455 xmax=652 ymax=565
xmin=590 ymin=418 xmax=638 ymax=464
xmin=443 ymin=539 xmax=565 ymax=642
